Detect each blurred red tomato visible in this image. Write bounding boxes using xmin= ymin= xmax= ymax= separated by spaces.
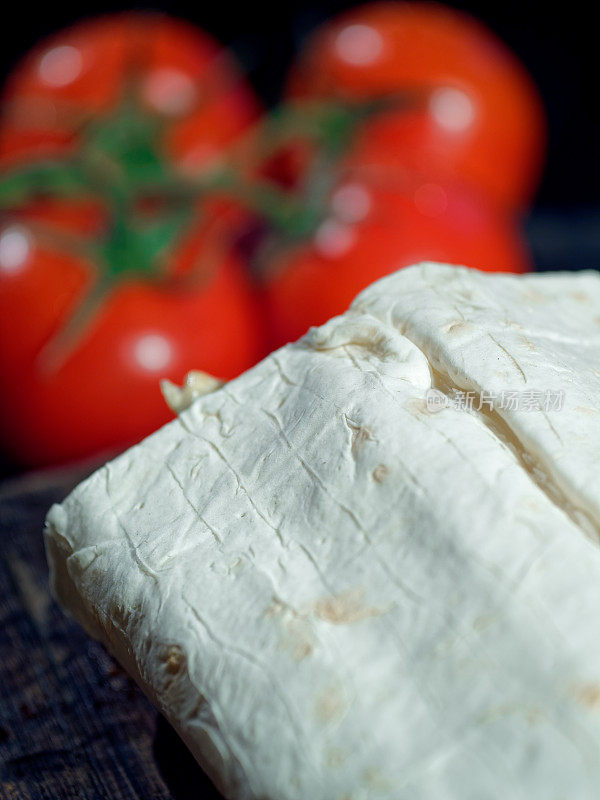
xmin=0 ymin=13 xmax=259 ymax=171
xmin=0 ymin=212 xmax=264 ymax=466
xmin=288 ymin=2 xmax=546 ymax=209
xmin=0 ymin=15 xmax=265 ymax=466
xmin=263 ymin=177 xmax=530 ymax=347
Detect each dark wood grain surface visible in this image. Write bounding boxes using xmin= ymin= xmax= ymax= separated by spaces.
xmin=0 ymin=465 xmax=222 ymax=800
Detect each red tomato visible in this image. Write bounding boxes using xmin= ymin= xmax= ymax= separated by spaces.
xmin=0 ymin=15 xmax=264 ymax=466
xmin=0 ymin=13 xmax=259 ymax=172
xmin=263 ymin=178 xmax=530 ymax=348
xmin=287 ymin=3 xmax=546 ymax=210
xmin=0 ymin=213 xmax=264 ymax=466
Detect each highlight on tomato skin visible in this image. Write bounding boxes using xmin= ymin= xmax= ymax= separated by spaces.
xmin=0 ymin=13 xmax=266 ymax=468
xmin=287 ymin=2 xmax=547 ymax=211
xmin=262 ymin=177 xmax=531 ymax=350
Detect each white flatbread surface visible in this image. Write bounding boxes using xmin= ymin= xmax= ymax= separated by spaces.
xmin=46 ymin=263 xmax=600 ymax=799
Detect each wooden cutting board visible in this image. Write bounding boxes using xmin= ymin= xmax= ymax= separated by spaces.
xmin=0 ymin=463 xmax=222 ymax=800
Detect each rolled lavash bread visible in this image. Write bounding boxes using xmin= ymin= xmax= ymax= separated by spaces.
xmin=45 ymin=262 xmax=600 ymax=799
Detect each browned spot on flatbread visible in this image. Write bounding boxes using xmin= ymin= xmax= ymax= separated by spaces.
xmin=405 ymin=397 xmax=429 ymax=416
xmin=575 ymin=684 xmax=600 ymax=709
xmin=164 ymin=645 xmax=184 ymax=675
xmin=156 ymin=644 xmax=189 ymax=695
xmin=521 ymin=289 xmax=548 ymax=305
xmin=363 ymin=767 xmax=391 ymax=791
xmin=372 ymin=464 xmax=390 ymax=483
xmin=266 ymin=600 xmax=314 ymax=661
xmin=313 ymin=588 xmax=383 ymax=625
xmin=571 ymin=291 xmax=591 ymax=304
xmin=315 ymin=684 xmax=345 ymax=723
